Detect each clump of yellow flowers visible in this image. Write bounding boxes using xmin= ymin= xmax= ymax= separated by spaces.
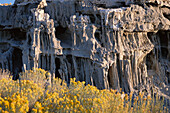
xmin=0 ymin=68 xmax=169 ymax=113
xmin=0 ymin=3 xmax=12 ymax=6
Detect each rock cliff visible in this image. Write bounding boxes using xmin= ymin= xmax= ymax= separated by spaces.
xmin=0 ymin=0 xmax=169 ymax=97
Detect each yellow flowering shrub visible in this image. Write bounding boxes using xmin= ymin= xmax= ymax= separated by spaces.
xmin=0 ymin=78 xmax=20 ymax=98
xmin=20 ymin=80 xmax=44 ymax=108
xmin=0 ymin=68 xmax=169 ymax=113
xmin=0 ymin=3 xmax=12 ymax=6
xmin=0 ymin=75 xmax=44 ymax=112
xmin=20 ymin=68 xmax=47 ymax=88
xmin=33 ymin=78 xmax=169 ymax=113
xmin=0 ymin=93 xmax=29 ymax=113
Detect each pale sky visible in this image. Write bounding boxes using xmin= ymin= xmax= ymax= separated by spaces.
xmin=0 ymin=0 xmax=15 ymax=4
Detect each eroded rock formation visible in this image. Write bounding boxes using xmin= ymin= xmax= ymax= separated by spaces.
xmin=0 ymin=0 xmax=169 ymax=97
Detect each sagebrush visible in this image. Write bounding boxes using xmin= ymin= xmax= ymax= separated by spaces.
xmin=0 ymin=68 xmax=169 ymax=113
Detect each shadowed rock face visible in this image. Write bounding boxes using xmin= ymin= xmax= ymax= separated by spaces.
xmin=0 ymin=0 xmax=169 ymax=96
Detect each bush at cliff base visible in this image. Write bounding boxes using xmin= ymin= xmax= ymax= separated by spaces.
xmin=0 ymin=68 xmax=169 ymax=113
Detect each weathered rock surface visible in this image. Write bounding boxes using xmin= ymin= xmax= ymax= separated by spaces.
xmin=0 ymin=0 xmax=170 ymax=97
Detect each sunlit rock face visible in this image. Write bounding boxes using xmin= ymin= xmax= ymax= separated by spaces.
xmin=0 ymin=0 xmax=169 ymax=96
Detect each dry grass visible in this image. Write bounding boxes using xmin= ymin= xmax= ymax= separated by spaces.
xmin=0 ymin=69 xmax=11 ymax=80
